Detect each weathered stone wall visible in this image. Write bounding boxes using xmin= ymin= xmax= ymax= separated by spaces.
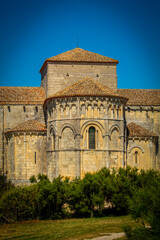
xmin=6 ymin=133 xmax=47 ymax=184
xmin=3 ymin=104 xmax=45 ymax=130
xmin=41 ymin=62 xmax=118 ymax=97
xmin=127 ymin=138 xmax=157 ymax=170
xmin=125 ymin=106 xmax=160 ymax=170
xmin=0 ymin=104 xmax=45 ymax=174
xmin=46 ymin=96 xmax=125 ymax=180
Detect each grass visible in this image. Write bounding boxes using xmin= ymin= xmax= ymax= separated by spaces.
xmin=0 ymin=215 xmax=139 ymax=240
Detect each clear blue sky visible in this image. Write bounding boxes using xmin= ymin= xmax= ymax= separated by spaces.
xmin=0 ymin=0 xmax=160 ymax=89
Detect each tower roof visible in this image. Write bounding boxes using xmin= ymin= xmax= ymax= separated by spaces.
xmin=44 ymin=77 xmax=127 ymax=105
xmin=5 ymin=119 xmax=47 ymax=134
xmin=40 ymin=48 xmax=118 ymax=72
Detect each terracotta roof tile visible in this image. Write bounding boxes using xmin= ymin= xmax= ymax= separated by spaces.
xmin=127 ymin=122 xmax=157 ymax=137
xmin=5 ymin=120 xmax=47 ymax=133
xmin=44 ymin=77 xmax=127 ymax=104
xmin=118 ymin=89 xmax=160 ymax=106
xmin=0 ymin=87 xmax=46 ymax=105
xmin=40 ymin=48 xmax=118 ymax=72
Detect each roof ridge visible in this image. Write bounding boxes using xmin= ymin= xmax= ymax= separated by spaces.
xmin=44 ymin=77 xmax=127 ymax=105
xmin=40 ymin=48 xmax=118 ymax=73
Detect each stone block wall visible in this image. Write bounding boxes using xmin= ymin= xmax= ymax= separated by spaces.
xmin=125 ymin=106 xmax=160 ymax=169
xmin=4 ymin=104 xmax=45 ymax=131
xmin=127 ymin=138 xmax=157 ymax=170
xmin=6 ymin=133 xmax=47 ymax=184
xmin=0 ymin=104 xmax=45 ymax=173
xmin=46 ymin=95 xmax=125 ymax=180
xmin=41 ymin=62 xmax=118 ymax=97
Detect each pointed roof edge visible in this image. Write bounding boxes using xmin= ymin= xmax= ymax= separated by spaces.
xmin=127 ymin=122 xmax=158 ymax=138
xmin=40 ymin=47 xmax=119 ymax=73
xmin=5 ymin=119 xmax=47 ymax=134
xmin=44 ymin=77 xmax=128 ymax=106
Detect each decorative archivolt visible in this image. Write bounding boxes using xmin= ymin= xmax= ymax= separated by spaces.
xmin=49 ymin=124 xmax=56 ymax=135
xmin=59 ymin=123 xmax=77 ymax=138
xmin=81 ymin=120 xmax=105 ymax=136
xmin=108 ymin=124 xmax=121 ymax=136
xmin=128 ymin=145 xmax=144 ymax=154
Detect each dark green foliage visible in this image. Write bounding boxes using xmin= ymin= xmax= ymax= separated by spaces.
xmin=1 ymin=167 xmax=160 ymax=224
xmin=37 ymin=176 xmax=68 ymax=219
xmin=29 ymin=175 xmax=37 ymax=183
xmin=0 ymin=184 xmax=39 ymax=222
xmin=68 ymin=173 xmax=105 ymax=217
xmin=0 ymin=170 xmax=14 ymax=198
xmin=124 ymin=170 xmax=160 ymax=239
xmin=110 ymin=166 xmax=139 ymax=214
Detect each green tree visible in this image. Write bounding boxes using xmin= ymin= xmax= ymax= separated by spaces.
xmin=124 ymin=170 xmax=160 ymax=240
xmin=0 ymin=170 xmax=14 ymax=198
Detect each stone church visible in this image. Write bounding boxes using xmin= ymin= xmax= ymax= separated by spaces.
xmin=0 ymin=48 xmax=160 ymax=184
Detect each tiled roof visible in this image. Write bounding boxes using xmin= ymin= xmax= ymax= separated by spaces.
xmin=44 ymin=77 xmax=127 ymax=104
xmin=127 ymin=122 xmax=157 ymax=137
xmin=40 ymin=48 xmax=118 ymax=72
xmin=5 ymin=120 xmax=47 ymax=133
xmin=118 ymin=89 xmax=160 ymax=106
xmin=0 ymin=87 xmax=46 ymax=105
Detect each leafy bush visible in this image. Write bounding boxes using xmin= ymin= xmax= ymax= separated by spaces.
xmin=37 ymin=176 xmax=69 ymax=219
xmin=124 ymin=170 xmax=160 ymax=239
xmin=0 ymin=184 xmax=39 ymax=222
xmin=0 ymin=170 xmax=14 ymax=198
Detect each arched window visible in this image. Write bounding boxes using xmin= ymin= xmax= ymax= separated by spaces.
xmin=89 ymin=126 xmax=95 ymax=149
xmin=135 ymin=151 xmax=138 ymax=163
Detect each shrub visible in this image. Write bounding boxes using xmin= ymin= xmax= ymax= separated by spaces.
xmin=0 ymin=184 xmax=39 ymax=222
xmin=0 ymin=170 xmax=14 ymax=198
xmin=124 ymin=170 xmax=160 ymax=239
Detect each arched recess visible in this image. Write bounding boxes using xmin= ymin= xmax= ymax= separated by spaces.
xmin=109 ymin=127 xmax=119 ymax=150
xmin=108 ymin=124 xmax=121 ymax=136
xmin=128 ymin=145 xmax=144 ymax=154
xmin=71 ymin=104 xmax=77 ymax=118
xmin=49 ymin=126 xmax=56 ymax=150
xmin=61 ymin=127 xmax=75 ymax=150
xmin=59 ymin=123 xmax=77 ymax=138
xmin=81 ymin=121 xmax=104 ymax=150
xmin=130 ymin=147 xmax=143 ymax=165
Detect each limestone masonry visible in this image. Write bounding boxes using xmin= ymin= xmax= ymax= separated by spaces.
xmin=0 ymin=47 xmax=160 ymax=184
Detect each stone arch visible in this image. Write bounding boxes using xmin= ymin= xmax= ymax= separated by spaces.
xmin=108 ymin=124 xmax=121 ymax=136
xmin=87 ymin=104 xmax=92 ymax=118
xmin=61 ymin=126 xmax=75 ymax=150
xmin=128 ymin=145 xmax=144 ymax=154
xmin=81 ymin=104 xmax=86 ymax=118
xmin=59 ymin=123 xmax=77 ymax=138
xmin=81 ymin=121 xmax=104 ymax=149
xmin=129 ymin=146 xmax=144 ymax=165
xmin=81 ymin=121 xmax=105 ymax=137
xmin=71 ymin=104 xmax=77 ymax=118
xmin=99 ymin=104 xmax=104 ymax=117
xmin=49 ymin=125 xmax=56 ymax=150
xmin=109 ymin=126 xmax=120 ymax=150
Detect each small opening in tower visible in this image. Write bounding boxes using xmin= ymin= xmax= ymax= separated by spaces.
xmin=23 ymin=106 xmax=26 ymax=112
xmin=35 ymin=106 xmax=38 ymax=113
xmin=8 ymin=106 xmax=11 ymax=112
